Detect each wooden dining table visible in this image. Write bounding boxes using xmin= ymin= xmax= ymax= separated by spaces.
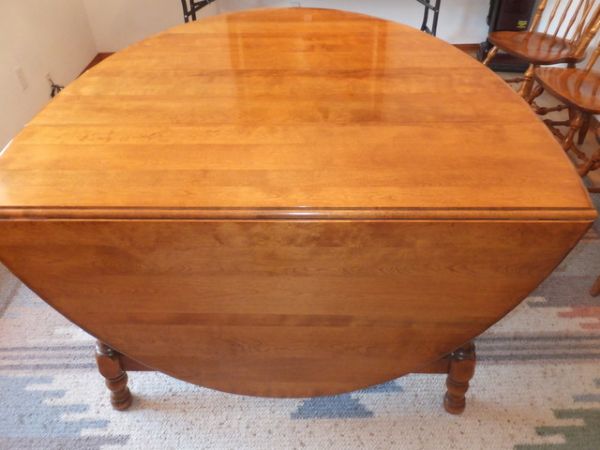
xmin=0 ymin=8 xmax=595 ymax=415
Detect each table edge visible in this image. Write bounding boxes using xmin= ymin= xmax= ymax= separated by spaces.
xmin=0 ymin=207 xmax=595 ymax=222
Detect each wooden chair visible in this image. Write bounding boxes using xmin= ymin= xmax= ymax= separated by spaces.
xmin=483 ymin=0 xmax=600 ymax=101
xmin=533 ymin=45 xmax=600 ymax=171
xmin=576 ymin=128 xmax=600 ymax=182
xmin=536 ymin=59 xmax=600 ymax=301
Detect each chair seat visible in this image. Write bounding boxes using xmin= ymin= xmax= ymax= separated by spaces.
xmin=489 ymin=31 xmax=582 ymax=65
xmin=534 ymin=67 xmax=600 ymax=114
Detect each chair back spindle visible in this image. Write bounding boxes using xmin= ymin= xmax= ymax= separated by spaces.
xmin=584 ymin=43 xmax=600 ymax=72
xmin=529 ymin=0 xmax=600 ymax=58
xmin=574 ymin=7 xmax=600 ymax=59
xmin=544 ymin=0 xmax=568 ymax=36
xmin=561 ymin=0 xmax=586 ymax=38
xmin=572 ymin=41 xmax=599 ymax=96
xmin=571 ymin=1 xmax=595 ymax=40
xmin=530 ymin=0 xmax=549 ymax=32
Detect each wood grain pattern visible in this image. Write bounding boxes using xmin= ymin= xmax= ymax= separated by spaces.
xmin=0 ymin=8 xmax=595 ymax=400
xmin=0 ymin=8 xmax=594 ymax=218
xmin=487 ymin=32 xmax=583 ymax=65
xmin=0 ymin=219 xmax=591 ymax=397
xmin=535 ymin=67 xmax=600 ymax=114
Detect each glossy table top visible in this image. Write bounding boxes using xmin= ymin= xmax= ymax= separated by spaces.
xmin=0 ymin=8 xmax=593 ymax=221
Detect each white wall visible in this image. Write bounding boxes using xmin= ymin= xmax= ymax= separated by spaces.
xmin=83 ymin=0 xmax=490 ymax=52
xmin=295 ymin=0 xmax=489 ymax=44
xmin=0 ymin=0 xmax=97 ymax=149
xmin=82 ymin=0 xmax=198 ymax=53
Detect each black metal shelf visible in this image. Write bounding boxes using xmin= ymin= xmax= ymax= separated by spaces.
xmin=416 ymin=0 xmax=442 ymax=36
xmin=181 ymin=0 xmax=217 ymax=23
xmin=180 ymin=1 xmax=442 ymax=37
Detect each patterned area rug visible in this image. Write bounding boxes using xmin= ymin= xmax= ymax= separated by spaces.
xmin=0 ymin=199 xmax=599 ymax=450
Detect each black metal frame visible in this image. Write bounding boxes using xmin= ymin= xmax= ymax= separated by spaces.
xmin=181 ymin=1 xmax=442 ymax=35
xmin=180 ymin=0 xmax=217 ymax=23
xmin=416 ymin=0 xmax=442 ymax=36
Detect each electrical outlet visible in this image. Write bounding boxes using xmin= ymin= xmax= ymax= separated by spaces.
xmin=14 ymin=66 xmax=28 ymax=91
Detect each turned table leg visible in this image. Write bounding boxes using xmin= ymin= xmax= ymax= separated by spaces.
xmin=95 ymin=341 xmax=133 ymax=410
xmin=443 ymin=342 xmax=476 ymax=415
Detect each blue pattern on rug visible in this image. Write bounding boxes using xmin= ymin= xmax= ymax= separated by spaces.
xmin=360 ymin=380 xmax=403 ymax=393
xmin=290 ymin=380 xmax=401 ymax=419
xmin=291 ymin=394 xmax=373 ymax=419
xmin=0 ymin=375 xmax=128 ymax=449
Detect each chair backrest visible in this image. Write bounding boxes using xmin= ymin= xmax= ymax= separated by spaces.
xmin=571 ymin=40 xmax=600 ymax=107
xmin=582 ymin=38 xmax=600 ymax=72
xmin=530 ymin=0 xmax=600 ymax=58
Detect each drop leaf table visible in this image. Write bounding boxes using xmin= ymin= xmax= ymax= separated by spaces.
xmin=0 ymin=8 xmax=595 ymax=414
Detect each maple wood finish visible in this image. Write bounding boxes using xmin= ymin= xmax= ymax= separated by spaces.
xmin=95 ymin=341 xmax=133 ymax=410
xmin=0 ymin=9 xmax=595 ymax=413
xmin=535 ymin=69 xmax=600 ymax=114
xmin=483 ymin=0 xmax=600 ymax=99
xmin=444 ymin=342 xmax=476 ymax=415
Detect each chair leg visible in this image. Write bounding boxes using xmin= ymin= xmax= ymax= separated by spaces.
xmin=563 ymin=111 xmax=588 ymax=161
xmin=578 ymin=148 xmax=600 ymax=177
xmin=527 ymin=84 xmax=544 ymax=105
xmin=591 ymin=275 xmax=600 ymax=297
xmin=518 ymin=64 xmax=536 ymax=99
xmin=578 ymin=113 xmax=592 ymax=145
xmin=533 ymin=103 xmax=568 ymax=116
xmin=482 ymin=46 xmax=498 ymax=66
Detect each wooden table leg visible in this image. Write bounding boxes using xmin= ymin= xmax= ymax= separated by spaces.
xmin=95 ymin=341 xmax=133 ymax=410
xmin=93 ymin=340 xmax=478 ymax=414
xmin=92 ymin=340 xmax=480 ymax=414
xmin=443 ymin=342 xmax=476 ymax=415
